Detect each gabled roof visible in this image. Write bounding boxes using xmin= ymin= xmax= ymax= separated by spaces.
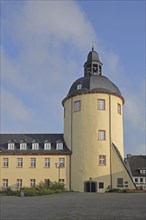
xmin=126 ymin=155 xmax=146 ymax=176
xmin=0 ymin=134 xmax=71 ymax=155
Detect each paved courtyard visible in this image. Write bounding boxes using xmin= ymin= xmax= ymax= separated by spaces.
xmin=1 ymin=192 xmax=146 ymax=220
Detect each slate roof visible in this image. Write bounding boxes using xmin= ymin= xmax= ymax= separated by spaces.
xmin=0 ymin=134 xmax=71 ymax=155
xmin=62 ymin=75 xmax=124 ymax=105
xmin=126 ymin=155 xmax=146 ymax=177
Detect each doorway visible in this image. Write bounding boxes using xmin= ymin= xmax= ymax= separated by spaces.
xmin=84 ymin=181 xmax=97 ymax=192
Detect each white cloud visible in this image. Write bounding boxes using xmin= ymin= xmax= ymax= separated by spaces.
xmin=1 ymin=0 xmax=97 ymax=132
xmin=1 ymin=1 xmax=145 ymax=156
xmin=123 ymin=85 xmax=145 ymax=132
xmin=10 ymin=1 xmax=96 ymax=49
xmin=1 ymin=88 xmax=31 ymax=122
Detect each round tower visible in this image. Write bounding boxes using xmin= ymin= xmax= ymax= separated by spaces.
xmin=62 ymin=48 xmax=125 ymax=192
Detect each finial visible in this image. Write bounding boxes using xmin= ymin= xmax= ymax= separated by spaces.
xmin=92 ymin=41 xmax=96 ymax=51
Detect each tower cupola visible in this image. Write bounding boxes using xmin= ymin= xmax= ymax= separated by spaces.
xmin=84 ymin=47 xmax=103 ymax=76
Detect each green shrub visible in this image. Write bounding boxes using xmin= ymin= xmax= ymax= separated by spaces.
xmin=0 ymin=181 xmax=67 ymax=196
xmin=49 ymin=181 xmax=65 ymax=191
xmin=1 ymin=187 xmax=19 ymax=196
xmin=107 ymin=188 xmax=121 ymax=192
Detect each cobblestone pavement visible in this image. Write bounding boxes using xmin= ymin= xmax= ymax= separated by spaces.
xmin=1 ymin=192 xmax=146 ymax=220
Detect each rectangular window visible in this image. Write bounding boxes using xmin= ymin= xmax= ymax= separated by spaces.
xmin=3 ymin=158 xmax=9 ymax=167
xmin=98 ymin=130 xmax=106 ymax=140
xmin=8 ymin=143 xmax=15 ymax=150
xmin=56 ymin=142 xmax=63 ymax=150
xmin=140 ymin=178 xmax=143 ymax=183
xmin=59 ymin=179 xmax=64 ymax=184
xmin=17 ymin=158 xmax=23 ymax=168
xmin=117 ymin=178 xmax=123 ymax=187
xmin=98 ymin=99 xmax=105 ymax=110
xmin=99 ymin=155 xmax=106 ymax=166
xmin=44 ymin=143 xmax=51 ymax=150
xmin=30 ymin=158 xmax=36 ymax=168
xmin=30 ymin=179 xmax=36 ymax=187
xmin=117 ymin=103 xmax=121 ymax=114
xmin=44 ymin=158 xmax=50 ymax=168
xmin=20 ymin=143 xmax=27 ymax=150
xmin=74 ymin=100 xmax=81 ymax=112
xmin=59 ymin=158 xmax=65 ymax=167
xmin=17 ymin=179 xmax=22 ymax=188
xmin=32 ymin=143 xmax=39 ymax=150
xmin=3 ymin=179 xmax=8 ymax=188
xmin=99 ymin=182 xmax=104 ymax=189
xmin=134 ymin=178 xmax=138 ymax=183
xmin=44 ymin=179 xmax=50 ymax=186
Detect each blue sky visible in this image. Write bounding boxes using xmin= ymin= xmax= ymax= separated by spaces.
xmin=1 ymin=0 xmax=145 ymax=156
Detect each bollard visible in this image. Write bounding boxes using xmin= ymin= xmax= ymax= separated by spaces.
xmin=20 ymin=189 xmax=24 ymax=197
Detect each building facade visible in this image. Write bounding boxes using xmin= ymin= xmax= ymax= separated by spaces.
xmin=0 ymin=48 xmax=136 ymax=192
xmin=125 ymin=155 xmax=146 ymax=190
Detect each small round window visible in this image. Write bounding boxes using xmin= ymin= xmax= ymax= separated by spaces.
xmin=77 ymin=84 xmax=82 ymax=90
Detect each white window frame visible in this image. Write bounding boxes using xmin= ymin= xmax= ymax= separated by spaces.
xmin=30 ymin=179 xmax=36 ymax=187
xmin=59 ymin=179 xmax=64 ymax=184
xmin=17 ymin=179 xmax=22 ymax=188
xmin=30 ymin=158 xmax=36 ymax=168
xmin=8 ymin=143 xmax=15 ymax=150
xmin=59 ymin=158 xmax=65 ymax=167
xmin=3 ymin=158 xmax=9 ymax=168
xmin=17 ymin=158 xmax=23 ymax=168
xmin=98 ymin=130 xmax=106 ymax=140
xmin=44 ymin=142 xmax=51 ymax=150
xmin=117 ymin=178 xmax=123 ymax=187
xmin=98 ymin=99 xmax=105 ymax=110
xmin=20 ymin=143 xmax=27 ymax=150
xmin=56 ymin=142 xmax=63 ymax=150
xmin=140 ymin=170 xmax=146 ymax=174
xmin=44 ymin=158 xmax=50 ymax=168
xmin=99 ymin=155 xmax=106 ymax=166
xmin=32 ymin=142 xmax=39 ymax=150
xmin=3 ymin=179 xmax=8 ymax=188
xmin=77 ymin=84 xmax=82 ymax=90
xmin=74 ymin=100 xmax=81 ymax=112
xmin=98 ymin=182 xmax=104 ymax=189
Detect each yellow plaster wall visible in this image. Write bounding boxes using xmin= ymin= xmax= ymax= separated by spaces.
xmin=111 ymin=145 xmax=136 ymax=189
xmin=64 ymin=93 xmax=124 ymax=192
xmin=0 ymin=155 xmax=70 ymax=190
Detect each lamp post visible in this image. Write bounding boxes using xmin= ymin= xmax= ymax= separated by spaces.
xmin=55 ymin=163 xmax=61 ymax=183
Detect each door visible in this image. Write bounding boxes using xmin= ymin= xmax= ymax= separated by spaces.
xmin=84 ymin=181 xmax=97 ymax=192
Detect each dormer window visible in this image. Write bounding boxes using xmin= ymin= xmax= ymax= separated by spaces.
xmin=44 ymin=142 xmax=51 ymax=150
xmin=56 ymin=142 xmax=63 ymax=150
xmin=77 ymin=84 xmax=82 ymax=90
xmin=20 ymin=142 xmax=27 ymax=150
xmin=8 ymin=142 xmax=15 ymax=150
xmin=32 ymin=142 xmax=39 ymax=150
xmin=140 ymin=169 xmax=146 ymax=174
